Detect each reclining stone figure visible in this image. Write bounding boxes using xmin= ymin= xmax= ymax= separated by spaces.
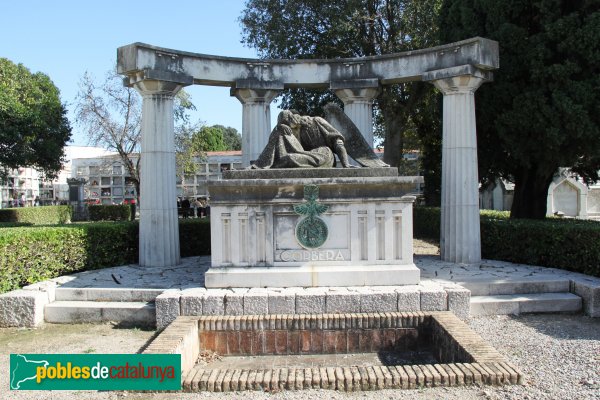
xmin=250 ymin=103 xmax=388 ymax=169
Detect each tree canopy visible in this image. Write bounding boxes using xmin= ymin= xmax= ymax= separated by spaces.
xmin=176 ymin=124 xmax=240 ymax=176
xmin=439 ymin=0 xmax=600 ymax=218
xmin=0 ymin=58 xmax=71 ymax=179
xmin=192 ymin=126 xmax=228 ymax=153
xmin=240 ymin=0 xmax=442 ymax=167
xmin=213 ymin=125 xmax=242 ymax=151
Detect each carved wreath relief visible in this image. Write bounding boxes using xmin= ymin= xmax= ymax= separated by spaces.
xmin=293 ymin=185 xmax=329 ymax=249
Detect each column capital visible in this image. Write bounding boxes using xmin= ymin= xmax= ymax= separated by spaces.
xmin=423 ymin=65 xmax=492 ymax=95
xmin=124 ymin=69 xmax=193 ymax=97
xmin=333 ymin=87 xmax=380 ymax=104
xmin=331 ymin=79 xmax=380 ymax=104
xmin=231 ymin=88 xmax=280 ymax=105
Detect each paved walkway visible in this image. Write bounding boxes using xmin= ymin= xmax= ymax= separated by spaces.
xmin=417 ymin=256 xmax=600 ymax=286
xmin=51 ymin=255 xmax=600 ymax=291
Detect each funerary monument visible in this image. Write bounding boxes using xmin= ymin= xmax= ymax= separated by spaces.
xmin=117 ymin=37 xmax=499 ymax=268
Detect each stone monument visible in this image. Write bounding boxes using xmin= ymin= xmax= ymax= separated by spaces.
xmin=117 ymin=37 xmax=499 ymax=268
xmin=205 ymin=106 xmax=421 ymax=288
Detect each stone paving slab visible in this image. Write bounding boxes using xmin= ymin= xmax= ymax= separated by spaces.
xmin=46 ymin=255 xmax=600 ymax=294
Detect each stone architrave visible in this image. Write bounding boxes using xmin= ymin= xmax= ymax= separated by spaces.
xmin=424 ymin=66 xmax=491 ymax=264
xmin=332 ymin=79 xmax=380 ymax=147
xmin=129 ymin=73 xmax=192 ymax=267
xmin=231 ymin=85 xmax=281 ymax=167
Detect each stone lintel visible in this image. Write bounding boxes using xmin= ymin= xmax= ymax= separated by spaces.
xmin=330 ymin=78 xmax=380 ymax=90
xmin=117 ymin=37 xmax=499 ymax=88
xmin=223 ymin=167 xmax=398 ymax=180
xmin=234 ymin=79 xmax=285 ymax=91
xmin=422 ymin=65 xmax=493 ymax=83
xmin=123 ymin=68 xmax=194 ymax=88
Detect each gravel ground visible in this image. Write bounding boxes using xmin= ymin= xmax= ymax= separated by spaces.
xmin=2 ymin=314 xmax=598 ymax=400
xmin=413 ymin=238 xmax=440 ymax=256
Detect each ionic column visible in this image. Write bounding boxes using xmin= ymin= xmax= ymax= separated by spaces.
xmin=332 ymin=80 xmax=380 ymax=147
xmin=232 ymin=88 xmax=280 ymax=167
xmin=133 ymin=78 xmax=188 ymax=267
xmin=424 ymin=67 xmax=490 ymax=263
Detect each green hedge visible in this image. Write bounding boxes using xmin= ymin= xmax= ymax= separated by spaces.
xmin=412 ymin=206 xmax=441 ymax=240
xmin=179 ymin=219 xmax=211 ymax=257
xmin=0 ymin=219 xmax=211 ymax=294
xmin=0 ymin=206 xmax=71 ymax=225
xmin=413 ymin=207 xmax=600 ymax=277
xmin=88 ymin=205 xmax=132 ymax=221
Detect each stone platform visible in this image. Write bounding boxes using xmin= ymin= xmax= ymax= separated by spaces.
xmin=2 ymin=253 xmax=599 ymax=328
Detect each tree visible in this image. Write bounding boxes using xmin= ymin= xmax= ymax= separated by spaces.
xmin=175 ymin=124 xmax=235 ymax=177
xmin=0 ymin=58 xmax=71 ymax=179
xmin=213 ymin=125 xmax=242 ymax=150
xmin=193 ymin=126 xmax=229 ymax=152
xmin=75 ymin=69 xmax=195 ymax=199
xmin=240 ymin=0 xmax=442 ymax=167
xmin=439 ymin=0 xmax=600 ymax=218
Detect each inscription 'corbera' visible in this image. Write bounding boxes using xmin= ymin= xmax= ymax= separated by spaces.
xmin=279 ymin=249 xmax=345 ymax=262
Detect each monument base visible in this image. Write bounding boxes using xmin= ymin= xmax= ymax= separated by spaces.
xmin=207 ymin=168 xmax=422 ymax=288
xmin=205 ymin=264 xmax=420 ymax=288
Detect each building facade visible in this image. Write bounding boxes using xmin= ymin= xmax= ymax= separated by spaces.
xmin=71 ymin=151 xmax=244 ymax=205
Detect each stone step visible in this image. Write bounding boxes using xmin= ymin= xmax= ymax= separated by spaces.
xmin=457 ymin=277 xmax=570 ymax=296
xmin=44 ymin=301 xmax=156 ymax=326
xmin=55 ymin=287 xmax=164 ymax=302
xmin=470 ymin=293 xmax=582 ymax=316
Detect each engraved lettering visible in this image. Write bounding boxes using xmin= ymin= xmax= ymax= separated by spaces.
xmin=278 ymin=249 xmax=346 ymax=262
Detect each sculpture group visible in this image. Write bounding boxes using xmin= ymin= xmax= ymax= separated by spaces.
xmin=251 ymin=104 xmax=388 ymax=169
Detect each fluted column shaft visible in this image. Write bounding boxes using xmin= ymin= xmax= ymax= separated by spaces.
xmin=334 ymin=87 xmax=379 ymax=147
xmin=134 ymin=80 xmax=185 ymax=267
xmin=232 ymin=89 xmax=279 ymax=167
xmin=431 ymin=75 xmax=484 ymax=263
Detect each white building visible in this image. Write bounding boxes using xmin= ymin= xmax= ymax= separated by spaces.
xmin=71 ymin=150 xmax=243 ymax=205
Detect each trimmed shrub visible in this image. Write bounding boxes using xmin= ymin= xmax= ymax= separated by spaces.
xmin=88 ymin=205 xmax=131 ymax=221
xmin=0 ymin=206 xmax=71 ymax=225
xmin=481 ymin=217 xmax=600 ymax=277
xmin=179 ymin=218 xmax=211 ymax=257
xmin=0 ymin=218 xmax=211 ymax=294
xmin=413 ymin=206 xmax=441 ymax=240
xmin=413 ymin=207 xmax=600 ymax=278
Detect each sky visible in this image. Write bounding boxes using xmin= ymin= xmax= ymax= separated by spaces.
xmin=0 ymin=0 xmax=279 ymax=146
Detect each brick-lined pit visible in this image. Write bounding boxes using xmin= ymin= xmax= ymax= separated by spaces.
xmin=144 ymin=312 xmax=524 ymax=392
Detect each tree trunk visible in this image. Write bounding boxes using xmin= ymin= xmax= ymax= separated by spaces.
xmin=511 ymin=167 xmax=555 ymax=219
xmin=382 ymin=115 xmax=403 ymax=168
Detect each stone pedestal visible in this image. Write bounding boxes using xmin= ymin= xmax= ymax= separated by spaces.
xmin=206 ymin=169 xmax=421 ymax=288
